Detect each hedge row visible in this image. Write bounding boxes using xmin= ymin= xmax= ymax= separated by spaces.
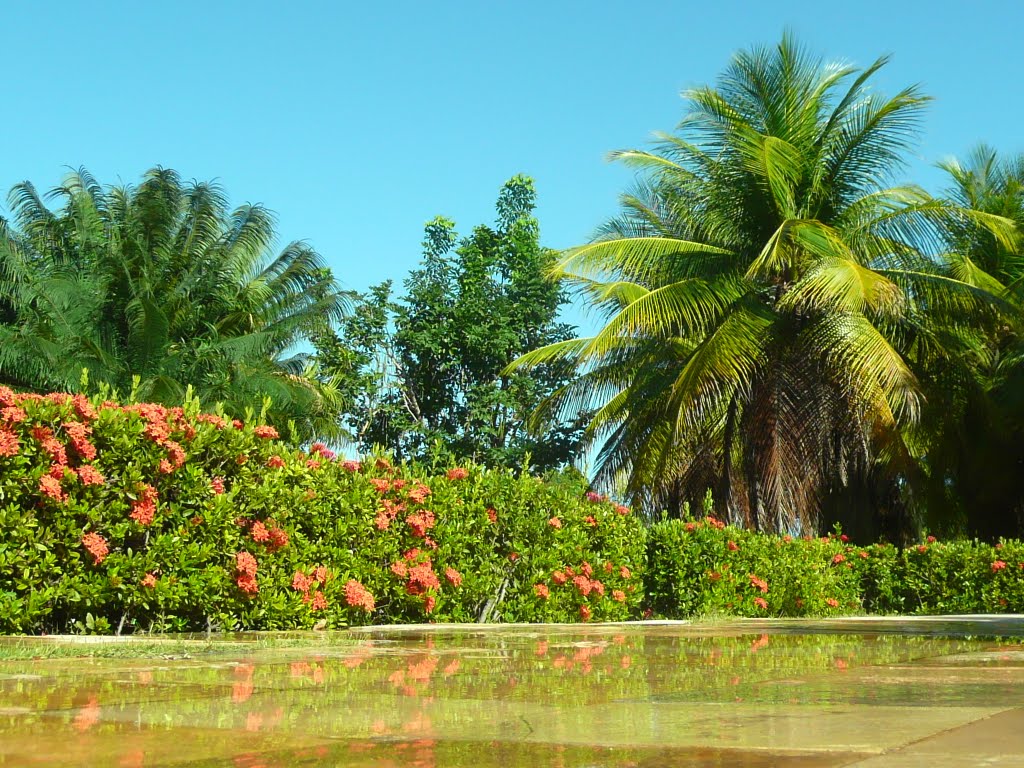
xmin=0 ymin=388 xmax=644 ymax=633
xmin=646 ymin=518 xmax=1024 ymax=617
xmin=2 ymin=388 xmax=1023 ymax=634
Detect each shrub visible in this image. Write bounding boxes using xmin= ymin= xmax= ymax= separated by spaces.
xmin=0 ymin=388 xmax=645 ymax=633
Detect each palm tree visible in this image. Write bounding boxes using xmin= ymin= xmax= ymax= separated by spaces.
xmin=915 ymin=147 xmax=1024 ymax=538
xmin=512 ymin=35 xmax=1014 ymax=538
xmin=0 ymin=167 xmax=350 ymax=442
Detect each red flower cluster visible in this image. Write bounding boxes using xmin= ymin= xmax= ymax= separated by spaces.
xmin=486 ymin=508 xmax=498 ymax=524
xmin=342 ymin=459 xmax=361 ymax=472
xmin=0 ymin=426 xmax=20 ymax=459
xmin=446 ymin=467 xmax=468 ymax=481
xmin=195 ymin=413 xmax=228 ymax=429
xmin=444 ymin=567 xmax=462 ymax=587
xmin=251 ymin=521 xmax=270 ymax=542
xmin=75 ymin=465 xmax=105 ymax=486
xmin=832 ymin=553 xmax=846 ymax=564
xmin=534 ymin=584 xmax=550 ymax=599
xmin=992 ymin=560 xmax=1008 ymax=572
xmin=2 ymin=405 xmax=28 ymax=424
xmin=62 ymin=421 xmax=96 ymax=461
xmin=141 ymin=573 xmax=157 ymax=589
xmin=748 ymin=574 xmax=769 ymax=594
xmin=405 ymin=509 xmax=435 ymax=538
xmin=825 ymin=597 xmax=840 ymax=607
xmin=612 ymin=589 xmax=627 ymax=602
xmin=309 ymin=442 xmax=335 ymax=460
xmin=33 ymin=426 xmax=68 ymax=466
xmin=407 ymin=483 xmax=431 ymax=504
xmin=753 ymin=597 xmax=768 ymax=610
xmin=585 ymin=491 xmax=602 ymax=503
xmin=39 ymin=474 xmax=67 ymax=502
xmin=370 ymin=478 xmax=391 ymax=493
xmin=210 ymin=476 xmax=226 ymax=495
xmin=344 ymin=579 xmax=375 ymax=612
xmin=82 ymin=532 xmax=109 ymax=565
xmin=129 ymin=484 xmax=158 ymax=526
xmin=266 ymin=455 xmax=286 ymax=469
xmin=235 ymin=552 xmax=259 ymax=594
xmin=253 ymin=425 xmax=279 ymax=440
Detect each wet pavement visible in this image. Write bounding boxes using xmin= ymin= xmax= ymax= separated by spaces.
xmin=2 ymin=618 xmax=1024 ymax=766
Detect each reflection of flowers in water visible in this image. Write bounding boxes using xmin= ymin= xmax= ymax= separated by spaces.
xmin=118 ymin=749 xmax=145 ymax=768
xmin=73 ymin=694 xmax=101 ymax=732
xmin=232 ymin=664 xmax=255 ymax=703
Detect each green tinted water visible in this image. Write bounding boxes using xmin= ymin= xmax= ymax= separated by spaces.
xmin=2 ymin=618 xmax=1024 ymax=766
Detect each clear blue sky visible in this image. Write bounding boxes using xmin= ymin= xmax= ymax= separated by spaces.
xmin=4 ymin=0 xmax=1023 ymax=326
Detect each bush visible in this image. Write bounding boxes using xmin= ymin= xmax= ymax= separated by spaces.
xmin=645 ymin=517 xmax=1024 ymax=619
xmin=0 ymin=388 xmax=645 ymax=633
xmin=3 ymin=386 xmax=1023 ymax=633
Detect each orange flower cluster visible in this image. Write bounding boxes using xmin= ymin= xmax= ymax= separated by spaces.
xmin=140 ymin=573 xmax=157 ymax=589
xmin=39 ymin=474 xmax=67 ymax=502
xmin=405 ymin=509 xmax=435 ymax=538
xmin=129 ymin=484 xmax=158 ymax=526
xmin=534 ymin=583 xmax=550 ymax=599
xmin=75 ymin=465 xmax=105 ymax=486
xmin=446 ymin=467 xmax=468 ymax=481
xmin=82 ymin=532 xmax=109 ymax=565
xmin=407 ymin=483 xmax=431 ymax=504
xmin=253 ymin=425 xmax=279 ymax=439
xmin=344 ymin=579 xmax=375 ymax=612
xmin=245 ymin=519 xmax=288 ymax=550
xmin=309 ymin=442 xmax=335 ymax=460
xmin=0 ymin=427 xmax=19 ymax=458
xmin=548 ymin=517 xmax=562 ymax=529
xmin=235 ymin=552 xmax=259 ymax=594
xmin=62 ymin=421 xmax=96 ymax=461
xmin=266 ymin=455 xmax=285 ymax=469
xmin=443 ymin=567 xmax=462 ymax=587
xmin=748 ymin=574 xmax=769 ymax=593
xmin=341 ymin=459 xmax=361 ymax=472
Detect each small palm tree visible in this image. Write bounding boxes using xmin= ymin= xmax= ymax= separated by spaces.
xmin=0 ymin=167 xmax=350 ymax=442
xmin=513 ymin=35 xmax=1014 ymax=537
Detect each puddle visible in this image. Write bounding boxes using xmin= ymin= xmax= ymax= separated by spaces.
xmin=2 ymin=619 xmax=1024 ymax=766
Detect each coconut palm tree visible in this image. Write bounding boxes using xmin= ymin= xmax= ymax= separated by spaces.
xmin=512 ymin=35 xmax=1014 ymax=538
xmin=915 ymin=147 xmax=1024 ymax=538
xmin=0 ymin=167 xmax=350 ymax=442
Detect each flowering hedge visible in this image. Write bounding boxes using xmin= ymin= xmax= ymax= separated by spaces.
xmin=645 ymin=518 xmax=1024 ymax=618
xmin=0 ymin=388 xmax=645 ymax=633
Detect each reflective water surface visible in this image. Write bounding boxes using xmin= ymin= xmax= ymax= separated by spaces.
xmin=2 ymin=618 xmax=1024 ymax=767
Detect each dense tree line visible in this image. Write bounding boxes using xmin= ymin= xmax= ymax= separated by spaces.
xmin=3 ymin=36 xmax=1024 ymax=541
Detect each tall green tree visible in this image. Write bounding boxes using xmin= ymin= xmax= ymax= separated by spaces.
xmin=0 ymin=167 xmax=349 ymax=442
xmin=512 ymin=36 xmax=1014 ymax=539
xmin=916 ymin=147 xmax=1024 ymax=538
xmin=318 ymin=175 xmax=586 ymax=471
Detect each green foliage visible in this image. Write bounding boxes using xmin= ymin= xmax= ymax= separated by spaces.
xmin=318 ymin=176 xmax=587 ymax=472
xmin=509 ymin=35 xmax=1019 ymax=543
xmin=0 ymin=168 xmax=350 ymax=443
xmin=0 ymin=387 xmax=643 ymax=633
xmin=645 ymin=517 xmax=1024 ymax=619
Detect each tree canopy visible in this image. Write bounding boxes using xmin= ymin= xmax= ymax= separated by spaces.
xmin=317 ymin=175 xmax=587 ymax=471
xmin=0 ymin=167 xmax=349 ymax=442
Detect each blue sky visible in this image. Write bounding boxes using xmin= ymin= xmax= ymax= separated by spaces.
xmin=4 ymin=0 xmax=1023 ymax=329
